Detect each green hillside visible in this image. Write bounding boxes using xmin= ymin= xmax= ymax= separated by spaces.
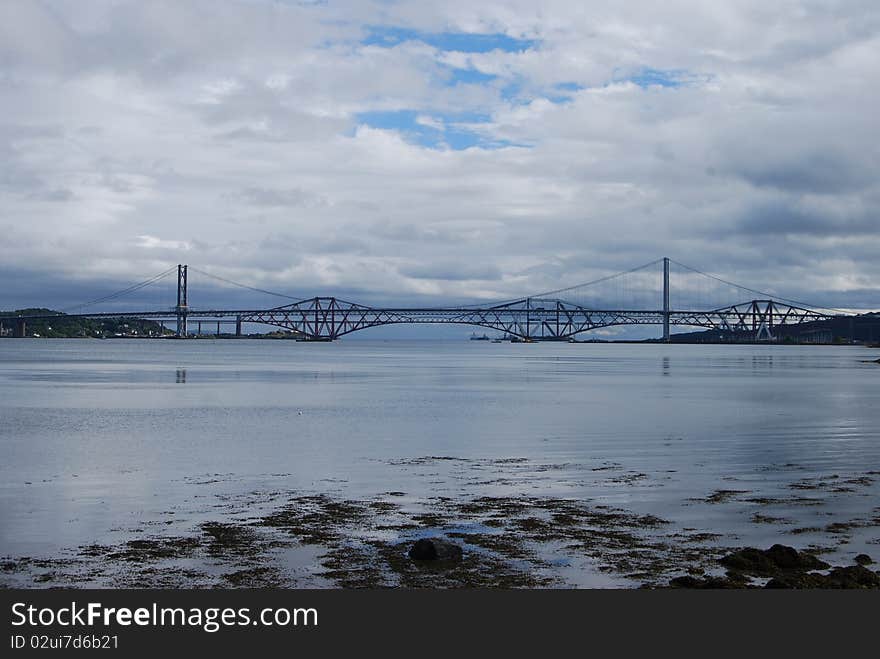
xmin=0 ymin=309 xmax=172 ymax=338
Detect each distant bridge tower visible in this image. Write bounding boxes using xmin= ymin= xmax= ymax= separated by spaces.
xmin=663 ymin=257 xmax=670 ymax=342
xmin=176 ymin=264 xmax=188 ymax=337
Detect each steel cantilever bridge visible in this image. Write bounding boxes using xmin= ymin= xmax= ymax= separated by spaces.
xmin=5 ymin=258 xmax=841 ymax=341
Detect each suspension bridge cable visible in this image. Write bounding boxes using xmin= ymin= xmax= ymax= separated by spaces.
xmin=454 ymin=259 xmax=664 ymax=309
xmin=531 ymin=258 xmax=664 ymax=301
xmin=669 ymin=260 xmax=849 ymax=314
xmin=61 ymin=267 xmax=178 ymax=313
xmin=188 ymin=266 xmax=304 ymax=301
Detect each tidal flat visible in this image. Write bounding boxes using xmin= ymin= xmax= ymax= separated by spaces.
xmin=2 ymin=456 xmax=879 ymax=589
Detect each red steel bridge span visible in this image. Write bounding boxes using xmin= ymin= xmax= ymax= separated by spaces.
xmin=6 ymin=259 xmax=841 ymax=341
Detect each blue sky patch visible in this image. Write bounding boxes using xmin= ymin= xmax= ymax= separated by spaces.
xmin=501 ymin=80 xmax=525 ymax=103
xmin=546 ymin=81 xmax=584 ymax=103
xmin=355 ymin=110 xmax=518 ymax=150
xmin=447 ymin=67 xmax=497 ymax=85
xmin=498 ymin=78 xmax=581 ymax=106
xmin=362 ymin=26 xmax=538 ymax=53
xmin=622 ymin=67 xmax=687 ymax=89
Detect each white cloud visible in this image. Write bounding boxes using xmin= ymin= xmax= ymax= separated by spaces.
xmin=415 ymin=114 xmax=444 ymax=130
xmin=135 ymin=235 xmax=192 ymax=251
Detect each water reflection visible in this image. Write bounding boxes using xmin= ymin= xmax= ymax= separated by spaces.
xmin=752 ymin=355 xmax=774 ymax=371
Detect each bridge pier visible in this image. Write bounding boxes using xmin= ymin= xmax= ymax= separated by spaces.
xmin=13 ymin=319 xmax=26 ymax=338
xmin=235 ymin=316 xmax=242 ymax=337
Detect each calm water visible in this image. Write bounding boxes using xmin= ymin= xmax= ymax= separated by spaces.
xmin=1 ymin=339 xmax=879 ymax=579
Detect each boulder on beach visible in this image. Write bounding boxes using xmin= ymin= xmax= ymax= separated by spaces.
xmin=669 ymin=545 xmax=880 ymax=589
xmin=669 ymin=575 xmax=744 ymax=589
xmin=719 ymin=544 xmax=829 ymax=576
xmin=408 ymin=538 xmax=463 ymax=561
xmin=767 ymin=565 xmax=880 ymax=589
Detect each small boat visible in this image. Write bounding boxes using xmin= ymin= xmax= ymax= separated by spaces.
xmin=469 ymin=332 xmax=490 ymax=341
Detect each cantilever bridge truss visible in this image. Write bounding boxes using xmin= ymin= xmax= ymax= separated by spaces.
xmin=5 ymin=261 xmax=840 ymax=341
xmin=234 ymin=296 xmax=832 ymax=341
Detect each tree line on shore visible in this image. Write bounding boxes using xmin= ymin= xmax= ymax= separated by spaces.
xmin=0 ymin=309 xmax=170 ymax=338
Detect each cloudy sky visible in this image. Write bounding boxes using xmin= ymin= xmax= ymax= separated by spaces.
xmin=1 ymin=0 xmax=879 ymax=315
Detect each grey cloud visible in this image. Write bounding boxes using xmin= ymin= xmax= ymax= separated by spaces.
xmin=27 ymin=188 xmax=74 ymax=202
xmin=239 ymin=187 xmax=328 ymax=208
xmin=0 ymin=0 xmax=348 ymax=79
xmin=399 ymin=262 xmax=503 ymax=281
xmin=257 ymin=232 xmax=368 ymax=256
xmin=733 ymin=201 xmax=878 ymax=237
xmin=196 ymin=81 xmax=350 ymax=139
xmin=724 ymin=151 xmax=875 ymax=195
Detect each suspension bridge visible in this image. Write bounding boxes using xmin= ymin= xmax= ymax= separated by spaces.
xmin=2 ymin=258 xmax=844 ymax=341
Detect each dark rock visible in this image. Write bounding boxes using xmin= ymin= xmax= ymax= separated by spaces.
xmin=766 ymin=544 xmax=829 ymax=570
xmin=669 ymin=575 xmax=703 ymax=588
xmin=408 ymin=538 xmax=463 ymax=561
xmin=719 ymin=544 xmax=829 ymax=576
xmin=669 ymin=575 xmax=744 ymax=589
xmin=719 ymin=548 xmax=772 ymax=574
xmin=766 ymin=566 xmax=880 ymax=589
xmin=825 ymin=565 xmax=880 ymax=588
xmin=672 ymin=544 xmax=880 ymax=590
xmin=765 ymin=574 xmax=826 ymax=589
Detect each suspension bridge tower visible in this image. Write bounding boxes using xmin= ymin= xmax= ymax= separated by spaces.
xmin=176 ymin=264 xmax=188 ymax=337
xmin=663 ymin=257 xmax=670 ymax=342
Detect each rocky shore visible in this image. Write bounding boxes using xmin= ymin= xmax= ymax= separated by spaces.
xmin=3 ymin=483 xmax=879 ymax=589
xmin=670 ymin=544 xmax=878 ymax=588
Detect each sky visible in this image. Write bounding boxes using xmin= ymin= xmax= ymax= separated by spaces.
xmin=1 ymin=0 xmax=879 ymax=325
